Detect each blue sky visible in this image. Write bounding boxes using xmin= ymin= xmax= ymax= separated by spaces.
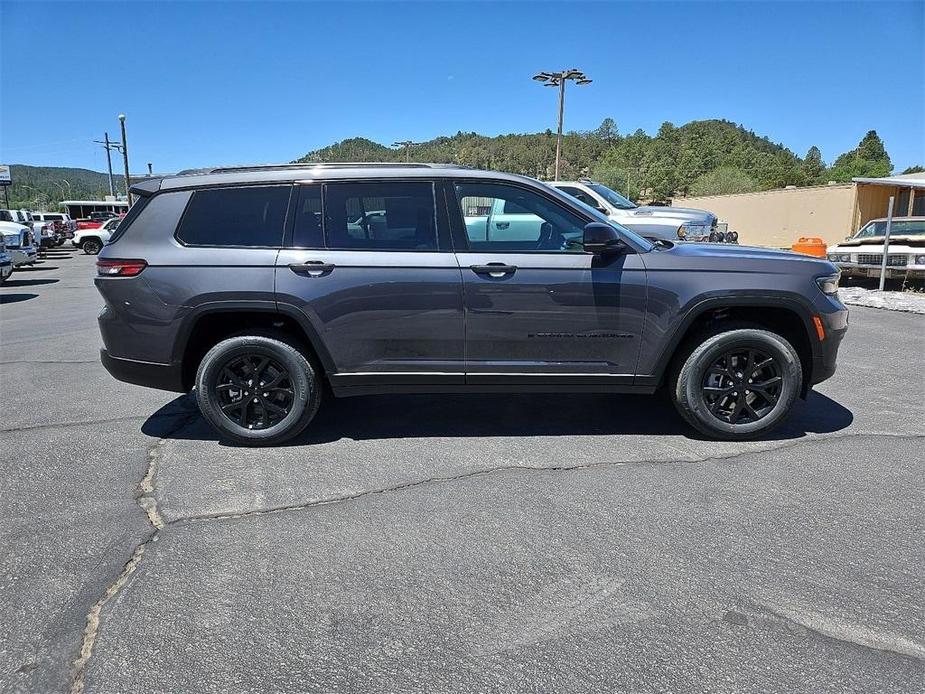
xmin=1 ymin=1 xmax=923 ymax=173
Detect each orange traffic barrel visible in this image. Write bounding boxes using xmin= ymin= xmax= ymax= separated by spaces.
xmin=791 ymin=237 xmax=827 ymax=257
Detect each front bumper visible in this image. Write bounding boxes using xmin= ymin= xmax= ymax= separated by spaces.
xmin=100 ymin=349 xmax=186 ymax=393
xmin=808 ymin=302 xmax=849 ymax=387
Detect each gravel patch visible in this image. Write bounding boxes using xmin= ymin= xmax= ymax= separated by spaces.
xmin=839 ymin=286 xmax=925 ymax=314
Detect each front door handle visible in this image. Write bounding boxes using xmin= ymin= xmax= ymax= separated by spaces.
xmin=470 ymin=263 xmax=517 ymax=278
xmin=495 ymin=221 xmax=510 ymax=230
xmin=288 ymin=260 xmax=335 ymax=277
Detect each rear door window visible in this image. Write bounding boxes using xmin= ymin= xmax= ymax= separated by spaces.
xmin=290 ymin=185 xmax=324 ymax=248
xmin=176 ymin=185 xmax=292 ymax=247
xmin=323 ymin=181 xmax=437 ymax=251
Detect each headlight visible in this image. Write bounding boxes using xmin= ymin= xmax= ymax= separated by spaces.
xmin=840 ymin=254 xmax=852 ymax=263
xmin=815 ymin=272 xmax=840 ymax=296
xmin=827 ymin=253 xmax=838 ymax=261
xmin=915 ymin=255 xmax=925 ymax=265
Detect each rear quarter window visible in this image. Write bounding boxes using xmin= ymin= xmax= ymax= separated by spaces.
xmin=107 ymin=195 xmax=152 ymax=244
xmin=176 ymin=185 xmax=292 ymax=247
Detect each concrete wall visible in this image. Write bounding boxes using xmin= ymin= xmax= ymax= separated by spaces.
xmin=675 ymin=184 xmax=857 ymax=248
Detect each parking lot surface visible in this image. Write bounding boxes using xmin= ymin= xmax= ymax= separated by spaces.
xmin=2 ymin=248 xmax=923 ymax=693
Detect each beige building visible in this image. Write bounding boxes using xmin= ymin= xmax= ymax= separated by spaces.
xmin=674 ymin=172 xmax=925 ymax=248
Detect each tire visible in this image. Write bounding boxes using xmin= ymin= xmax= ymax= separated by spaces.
xmin=671 ymin=328 xmax=802 ymax=440
xmin=195 ymin=335 xmax=322 ymax=446
xmin=82 ymin=238 xmax=103 ymax=255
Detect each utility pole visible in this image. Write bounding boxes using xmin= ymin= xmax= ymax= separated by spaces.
xmin=532 ymin=69 xmax=593 ymax=181
xmin=118 ymin=114 xmax=132 ymax=205
xmin=392 ymin=140 xmax=420 ymax=162
xmin=94 ymin=132 xmax=119 ymax=197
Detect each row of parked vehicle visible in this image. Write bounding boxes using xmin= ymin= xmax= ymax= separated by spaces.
xmin=0 ymin=208 xmax=125 ymax=283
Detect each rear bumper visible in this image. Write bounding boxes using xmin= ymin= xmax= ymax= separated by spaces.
xmin=100 ymin=349 xmax=186 ymax=393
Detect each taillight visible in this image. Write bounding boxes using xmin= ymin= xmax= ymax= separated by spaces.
xmin=96 ymin=259 xmax=147 ymax=277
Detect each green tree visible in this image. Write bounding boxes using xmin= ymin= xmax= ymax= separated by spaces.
xmin=802 ymin=146 xmax=826 ymax=183
xmin=593 ymin=118 xmax=619 ymax=145
xmin=829 ymin=130 xmax=892 ymax=181
xmin=689 ymin=166 xmax=759 ymax=196
xmin=901 ymin=165 xmax=924 ymax=174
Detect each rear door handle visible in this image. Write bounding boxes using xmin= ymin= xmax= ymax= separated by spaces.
xmin=288 ymin=260 xmax=335 ymax=277
xmin=470 ymin=263 xmax=517 ymax=278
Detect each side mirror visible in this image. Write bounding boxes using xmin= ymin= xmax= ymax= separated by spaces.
xmin=582 ymin=222 xmax=625 ymax=255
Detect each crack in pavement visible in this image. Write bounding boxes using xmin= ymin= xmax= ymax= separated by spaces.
xmin=68 ymin=411 xmax=198 ymax=694
xmin=166 ymin=431 xmax=925 ymax=526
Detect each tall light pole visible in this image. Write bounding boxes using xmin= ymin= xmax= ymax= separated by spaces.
xmin=532 ymin=68 xmax=592 ymax=181
xmin=118 ymin=114 xmax=132 ymax=205
xmin=392 ymin=140 xmax=420 ymax=162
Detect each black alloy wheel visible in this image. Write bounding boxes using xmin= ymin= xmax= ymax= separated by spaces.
xmin=700 ymin=348 xmax=782 ymax=425
xmin=215 ymin=354 xmax=295 ymax=430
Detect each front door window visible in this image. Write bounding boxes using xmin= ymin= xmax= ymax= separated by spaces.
xmin=455 ymin=182 xmax=587 ymax=253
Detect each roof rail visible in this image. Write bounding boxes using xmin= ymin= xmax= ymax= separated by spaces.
xmin=174 ymin=162 xmax=471 ymax=176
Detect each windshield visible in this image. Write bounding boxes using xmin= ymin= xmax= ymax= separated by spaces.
xmin=856 ymin=219 xmax=925 ymax=238
xmin=588 ymin=183 xmax=637 ymax=210
xmin=559 ymin=189 xmax=655 ymax=252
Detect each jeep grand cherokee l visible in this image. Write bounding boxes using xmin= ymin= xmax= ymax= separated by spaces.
xmin=96 ymin=163 xmax=847 ymax=445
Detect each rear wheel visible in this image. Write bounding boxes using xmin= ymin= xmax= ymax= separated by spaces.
xmin=194 ymin=335 xmax=322 ymax=446
xmin=82 ymin=238 xmax=103 ymax=255
xmin=672 ymin=328 xmax=802 ymax=439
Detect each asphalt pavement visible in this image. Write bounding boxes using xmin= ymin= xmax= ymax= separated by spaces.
xmin=1 ymin=247 xmax=923 ymax=694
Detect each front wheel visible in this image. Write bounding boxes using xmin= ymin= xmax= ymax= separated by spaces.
xmin=195 ymin=335 xmax=322 ymax=446
xmin=672 ymin=328 xmax=802 ymax=440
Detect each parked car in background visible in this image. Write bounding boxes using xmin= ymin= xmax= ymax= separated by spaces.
xmin=0 ymin=222 xmax=38 ymax=268
xmin=32 ymin=212 xmax=76 ymax=243
xmin=1 ymin=209 xmax=32 ymax=227
xmin=0 ymin=235 xmax=12 ymax=283
xmin=95 ymin=163 xmax=846 ymax=445
xmin=31 ymin=217 xmax=56 ymax=250
xmin=76 ymin=218 xmax=104 ymax=230
xmin=827 ymin=217 xmax=925 ymax=280
xmin=550 ymin=179 xmax=735 ymax=243
xmin=73 ymin=216 xmax=120 ymax=254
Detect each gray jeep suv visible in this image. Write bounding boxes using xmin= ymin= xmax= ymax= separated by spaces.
xmin=96 ymin=163 xmax=847 ymax=445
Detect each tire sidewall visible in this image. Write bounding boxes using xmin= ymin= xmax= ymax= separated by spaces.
xmin=195 ymin=337 xmax=317 ymax=445
xmin=680 ymin=330 xmax=801 ymax=438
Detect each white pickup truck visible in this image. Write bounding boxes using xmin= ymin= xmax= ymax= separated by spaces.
xmin=550 ymin=179 xmax=735 ymax=243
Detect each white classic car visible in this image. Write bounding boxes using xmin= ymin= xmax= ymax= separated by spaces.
xmin=827 ymin=217 xmax=925 ymax=280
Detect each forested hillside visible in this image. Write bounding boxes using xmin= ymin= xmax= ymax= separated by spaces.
xmin=4 ymin=121 xmax=909 ymax=210
xmin=2 ymin=165 xmax=124 ymax=210
xmin=296 ymin=120 xmax=902 ymax=201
